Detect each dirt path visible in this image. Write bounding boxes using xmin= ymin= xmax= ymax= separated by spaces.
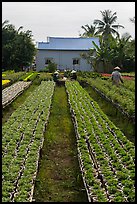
xmin=33 ymin=85 xmax=88 ymax=202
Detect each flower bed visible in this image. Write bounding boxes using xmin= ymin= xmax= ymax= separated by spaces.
xmin=2 ymin=79 xmax=11 ymax=85
xmin=101 ymin=73 xmax=135 ymax=80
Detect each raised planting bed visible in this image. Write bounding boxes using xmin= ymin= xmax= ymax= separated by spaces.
xmin=19 ymin=72 xmax=38 ymax=82
xmin=65 ymin=81 xmax=135 ymax=202
xmin=2 ymin=81 xmax=32 ymax=109
xmin=2 ymin=81 xmax=55 ymax=202
xmin=77 ymin=77 xmax=135 ymax=123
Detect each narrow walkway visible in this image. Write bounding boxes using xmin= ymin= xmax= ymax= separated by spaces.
xmin=33 ymin=85 xmax=88 ymax=202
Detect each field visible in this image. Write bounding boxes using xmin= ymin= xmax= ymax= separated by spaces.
xmin=2 ymin=71 xmax=135 ymax=202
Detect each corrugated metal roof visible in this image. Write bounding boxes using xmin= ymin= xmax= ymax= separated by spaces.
xmin=37 ymin=37 xmax=100 ymax=50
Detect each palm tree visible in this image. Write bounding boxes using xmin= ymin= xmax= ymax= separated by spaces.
xmin=93 ymin=10 xmax=124 ymax=40
xmin=2 ymin=19 xmax=9 ymax=28
xmin=80 ymin=24 xmax=97 ymax=37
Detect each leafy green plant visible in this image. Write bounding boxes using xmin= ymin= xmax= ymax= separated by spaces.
xmin=2 ymin=81 xmax=55 ymax=202
xmin=65 ymin=80 xmax=135 ymax=202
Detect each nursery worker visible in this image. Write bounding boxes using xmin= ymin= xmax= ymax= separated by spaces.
xmin=71 ymin=70 xmax=77 ymax=80
xmin=53 ymin=71 xmax=59 ymax=82
xmin=111 ymin=66 xmax=123 ymax=86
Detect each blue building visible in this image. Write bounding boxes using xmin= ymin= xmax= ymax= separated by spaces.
xmin=36 ymin=37 xmax=100 ymax=71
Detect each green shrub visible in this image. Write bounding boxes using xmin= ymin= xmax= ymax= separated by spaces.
xmin=40 ymin=62 xmax=57 ymax=73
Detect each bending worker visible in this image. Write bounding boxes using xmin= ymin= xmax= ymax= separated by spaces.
xmin=53 ymin=71 xmax=59 ymax=82
xmin=71 ymin=70 xmax=77 ymax=80
xmin=111 ymin=66 xmax=123 ymax=86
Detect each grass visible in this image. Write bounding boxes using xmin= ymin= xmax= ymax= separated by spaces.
xmin=33 ymin=85 xmax=88 ymax=202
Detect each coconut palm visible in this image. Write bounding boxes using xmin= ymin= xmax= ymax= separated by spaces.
xmin=93 ymin=10 xmax=124 ymax=39
xmin=80 ymin=24 xmax=97 ymax=37
xmin=2 ymin=20 xmax=9 ymax=28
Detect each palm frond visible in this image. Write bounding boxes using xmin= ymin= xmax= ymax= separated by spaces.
xmin=112 ymin=24 xmax=124 ymax=29
xmin=93 ymin=19 xmax=105 ymax=26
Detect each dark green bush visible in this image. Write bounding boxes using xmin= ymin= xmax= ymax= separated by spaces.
xmin=39 ymin=62 xmax=57 ymax=73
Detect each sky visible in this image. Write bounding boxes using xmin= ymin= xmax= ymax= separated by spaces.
xmin=2 ymin=2 xmax=135 ymax=43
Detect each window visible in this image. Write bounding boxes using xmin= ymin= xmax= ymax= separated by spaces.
xmin=73 ymin=59 xmax=80 ymax=65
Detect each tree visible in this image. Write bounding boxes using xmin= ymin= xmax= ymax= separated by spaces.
xmin=80 ymin=49 xmax=97 ymax=71
xmin=2 ymin=20 xmax=36 ymax=71
xmin=114 ymin=35 xmax=135 ymax=71
xmin=81 ymin=34 xmax=135 ymax=73
xmin=81 ymin=36 xmax=114 ymax=73
xmin=80 ymin=10 xmax=134 ymax=73
xmin=2 ymin=21 xmax=17 ymax=70
xmin=80 ymin=24 xmax=97 ymax=37
xmin=93 ymin=10 xmax=124 ymax=41
xmin=11 ymin=30 xmax=36 ymax=71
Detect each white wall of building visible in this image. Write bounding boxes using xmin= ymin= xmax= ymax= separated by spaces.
xmin=36 ymin=50 xmax=92 ymax=71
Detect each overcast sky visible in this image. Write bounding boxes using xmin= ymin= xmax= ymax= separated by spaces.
xmin=2 ymin=2 xmax=135 ymax=43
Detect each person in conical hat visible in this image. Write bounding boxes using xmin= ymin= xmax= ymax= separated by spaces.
xmin=114 ymin=66 xmax=121 ymax=70
xmin=53 ymin=70 xmax=59 ymax=82
xmin=71 ymin=70 xmax=76 ymax=74
xmin=71 ymin=70 xmax=77 ymax=80
xmin=111 ymin=66 xmax=123 ymax=86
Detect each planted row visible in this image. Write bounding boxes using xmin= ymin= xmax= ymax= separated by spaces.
xmin=24 ymin=72 xmax=38 ymax=82
xmin=2 ymin=81 xmax=55 ymax=202
xmin=2 ymin=81 xmax=32 ymax=108
xmin=65 ymin=81 xmax=135 ymax=202
xmin=78 ymin=76 xmax=135 ymax=119
xmin=19 ymin=72 xmax=38 ymax=82
xmin=2 ymin=71 xmax=25 ymax=89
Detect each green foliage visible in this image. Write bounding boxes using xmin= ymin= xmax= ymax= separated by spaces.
xmin=93 ymin=10 xmax=124 ymax=39
xmin=65 ymin=81 xmax=135 ymax=202
xmin=2 ymin=20 xmax=36 ymax=71
xmin=2 ymin=81 xmax=55 ymax=202
xmin=23 ymin=72 xmax=38 ymax=82
xmin=77 ymin=71 xmax=101 ymax=78
xmin=40 ymin=62 xmax=57 ymax=73
xmin=80 ymin=24 xmax=97 ymax=37
xmin=19 ymin=71 xmax=34 ymax=81
xmin=80 ymin=10 xmax=135 ymax=73
xmin=2 ymin=71 xmax=26 ymax=89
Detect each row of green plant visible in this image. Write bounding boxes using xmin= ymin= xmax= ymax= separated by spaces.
xmin=2 ymin=81 xmax=55 ymax=202
xmin=2 ymin=70 xmax=15 ymax=75
xmin=77 ymin=71 xmax=102 ymax=79
xmin=77 ymin=76 xmax=135 ymax=118
xmin=37 ymin=72 xmax=53 ymax=81
xmin=122 ymin=78 xmax=135 ymax=92
xmin=2 ymin=71 xmax=26 ymax=89
xmin=121 ymin=72 xmax=135 ymax=77
xmin=19 ymin=71 xmax=38 ymax=82
xmin=65 ymin=81 xmax=135 ymax=202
